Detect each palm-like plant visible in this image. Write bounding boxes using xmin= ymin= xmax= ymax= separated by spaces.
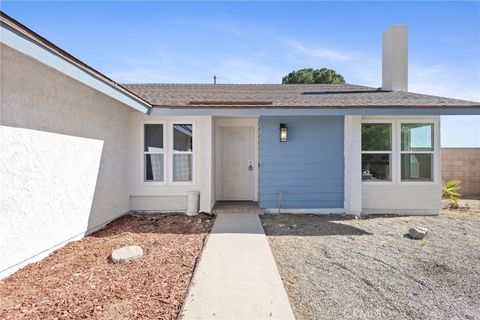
xmin=442 ymin=180 xmax=462 ymax=208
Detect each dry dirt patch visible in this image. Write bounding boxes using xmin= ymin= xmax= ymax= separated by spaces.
xmin=262 ymin=199 xmax=480 ymax=320
xmin=0 ymin=213 xmax=214 ymax=319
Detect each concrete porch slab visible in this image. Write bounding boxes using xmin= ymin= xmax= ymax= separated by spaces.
xmin=212 ymin=201 xmax=264 ymax=215
xmin=180 ymin=213 xmax=294 ymax=320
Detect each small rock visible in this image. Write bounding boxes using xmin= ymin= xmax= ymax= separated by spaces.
xmin=448 ymin=202 xmax=459 ymax=209
xmin=111 ymin=245 xmax=143 ymax=263
xmin=408 ymin=226 xmax=428 ymax=239
xmin=278 ymin=224 xmax=286 ymax=228
xmin=291 ymin=224 xmax=297 ymax=228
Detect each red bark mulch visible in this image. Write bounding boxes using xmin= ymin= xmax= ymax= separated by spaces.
xmin=0 ymin=213 xmax=214 ymax=319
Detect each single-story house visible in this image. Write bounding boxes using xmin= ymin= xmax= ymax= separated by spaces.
xmin=1 ymin=11 xmax=479 ymax=278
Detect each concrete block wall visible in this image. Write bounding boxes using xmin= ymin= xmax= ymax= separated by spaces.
xmin=442 ymin=148 xmax=480 ymax=196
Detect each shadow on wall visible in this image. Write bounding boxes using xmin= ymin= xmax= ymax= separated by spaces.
xmin=0 ymin=126 xmax=106 ymax=276
xmin=260 ymin=214 xmax=372 ymax=237
xmin=0 ymin=43 xmax=134 ymax=278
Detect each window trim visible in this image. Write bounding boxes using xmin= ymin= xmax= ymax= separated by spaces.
xmin=361 ymin=117 xmax=439 ymax=186
xmin=170 ymin=121 xmax=195 ymax=185
xmin=397 ymin=119 xmax=437 ymax=185
xmin=141 ymin=121 xmax=166 ymax=185
xmin=361 ymin=120 xmax=396 ymax=184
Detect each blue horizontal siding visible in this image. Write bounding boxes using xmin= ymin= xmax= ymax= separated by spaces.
xmin=259 ymin=116 xmax=344 ymax=209
xmin=262 ymin=185 xmax=344 ymax=193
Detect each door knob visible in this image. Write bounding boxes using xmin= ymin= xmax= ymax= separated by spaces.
xmin=248 ymin=161 xmax=253 ymax=171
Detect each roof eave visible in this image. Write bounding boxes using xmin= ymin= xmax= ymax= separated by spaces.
xmin=0 ymin=11 xmax=152 ymax=114
xmin=152 ymin=104 xmax=480 ymax=109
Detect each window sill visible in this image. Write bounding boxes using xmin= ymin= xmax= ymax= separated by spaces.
xmin=399 ymin=181 xmax=437 ymax=185
xmin=362 ymin=180 xmax=395 ymax=185
xmin=170 ymin=181 xmax=195 ymax=186
xmin=141 ymin=181 xmax=167 ymax=186
xmin=362 ymin=180 xmax=438 ymax=186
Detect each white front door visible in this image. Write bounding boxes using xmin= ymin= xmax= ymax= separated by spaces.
xmin=216 ymin=125 xmax=256 ymax=200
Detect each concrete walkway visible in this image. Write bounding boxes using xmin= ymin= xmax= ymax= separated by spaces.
xmin=180 ymin=213 xmax=295 ymax=320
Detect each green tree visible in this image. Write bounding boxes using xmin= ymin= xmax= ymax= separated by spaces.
xmin=282 ymin=68 xmax=346 ymax=84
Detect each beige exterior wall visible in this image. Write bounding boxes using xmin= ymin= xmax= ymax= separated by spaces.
xmin=442 ymin=148 xmax=480 ymax=196
xmin=0 ymin=44 xmax=138 ymax=278
xmin=361 ymin=116 xmax=442 ymax=215
xmin=128 ymin=113 xmax=214 ymax=213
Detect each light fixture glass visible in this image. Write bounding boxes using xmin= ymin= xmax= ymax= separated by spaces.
xmin=280 ymin=123 xmax=288 ymax=142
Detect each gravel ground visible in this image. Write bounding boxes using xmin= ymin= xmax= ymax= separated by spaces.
xmin=0 ymin=213 xmax=214 ymax=319
xmin=261 ymin=199 xmax=480 ymax=320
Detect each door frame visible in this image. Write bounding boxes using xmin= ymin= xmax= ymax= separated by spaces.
xmin=214 ymin=118 xmax=259 ymax=201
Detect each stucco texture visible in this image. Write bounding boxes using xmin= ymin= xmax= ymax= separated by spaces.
xmin=0 ymin=44 xmax=136 ymax=277
xmin=361 ymin=117 xmax=442 ymax=215
xmin=128 ymin=114 xmax=214 ymax=213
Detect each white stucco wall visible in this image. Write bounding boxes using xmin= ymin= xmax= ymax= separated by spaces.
xmin=0 ymin=44 xmax=136 ymax=278
xmin=344 ymin=115 xmax=362 ymax=216
xmin=362 ymin=184 xmax=441 ymax=214
xmin=128 ymin=113 xmax=214 ymax=213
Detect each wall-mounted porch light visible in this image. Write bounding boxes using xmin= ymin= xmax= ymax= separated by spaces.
xmin=279 ymin=123 xmax=288 ymax=142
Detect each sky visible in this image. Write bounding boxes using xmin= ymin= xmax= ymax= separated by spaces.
xmin=2 ymin=1 xmax=480 ymax=147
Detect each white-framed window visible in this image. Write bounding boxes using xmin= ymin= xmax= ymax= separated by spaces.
xmin=171 ymin=123 xmax=194 ymax=183
xmin=361 ymin=118 xmax=436 ymax=183
xmin=143 ymin=123 xmax=165 ymax=182
xmin=361 ymin=122 xmax=393 ymax=181
xmin=400 ymin=122 xmax=434 ymax=181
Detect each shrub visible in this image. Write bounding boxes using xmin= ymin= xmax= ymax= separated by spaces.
xmin=442 ymin=180 xmax=462 ymax=208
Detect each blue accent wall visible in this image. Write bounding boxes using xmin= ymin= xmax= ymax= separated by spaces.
xmin=259 ymin=116 xmax=344 ymax=209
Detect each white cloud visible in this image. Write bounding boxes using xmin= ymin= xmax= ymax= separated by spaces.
xmin=409 ymin=64 xmax=480 ymax=102
xmin=278 ymin=37 xmax=353 ymax=61
xmin=206 ymin=21 xmax=355 ymax=62
xmin=104 ymin=19 xmax=479 ymax=100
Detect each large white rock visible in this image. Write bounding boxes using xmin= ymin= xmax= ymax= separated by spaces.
xmin=111 ymin=245 xmax=143 ymax=263
xmin=408 ymin=226 xmax=428 ymax=240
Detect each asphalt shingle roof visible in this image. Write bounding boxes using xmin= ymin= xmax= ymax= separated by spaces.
xmin=123 ymin=83 xmax=480 ymax=109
